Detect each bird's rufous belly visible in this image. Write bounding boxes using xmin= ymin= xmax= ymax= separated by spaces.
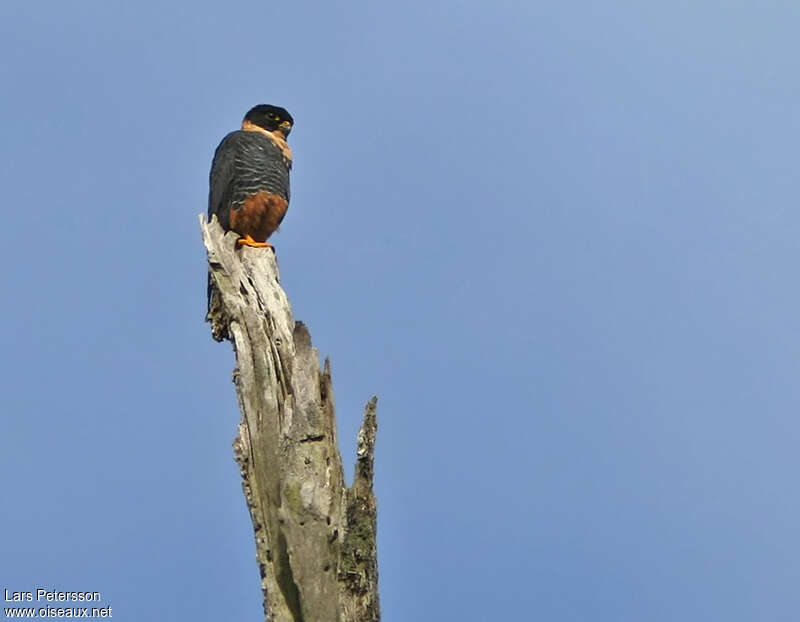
xmin=229 ymin=191 xmax=288 ymax=242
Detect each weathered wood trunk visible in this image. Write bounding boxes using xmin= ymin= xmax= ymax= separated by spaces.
xmin=201 ymin=216 xmax=379 ymax=622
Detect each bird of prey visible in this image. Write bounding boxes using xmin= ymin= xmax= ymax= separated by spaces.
xmin=208 ymin=104 xmax=294 ymax=249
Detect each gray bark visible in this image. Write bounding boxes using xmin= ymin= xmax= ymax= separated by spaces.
xmin=201 ymin=215 xmax=379 ymax=622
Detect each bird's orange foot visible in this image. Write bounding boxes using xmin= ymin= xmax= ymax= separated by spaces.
xmin=236 ymin=235 xmax=274 ymax=250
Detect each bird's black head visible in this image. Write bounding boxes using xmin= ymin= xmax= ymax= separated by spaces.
xmin=243 ymin=104 xmax=294 ymax=137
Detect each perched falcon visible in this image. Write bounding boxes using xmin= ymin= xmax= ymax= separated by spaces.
xmin=208 ymin=104 xmax=294 ymax=249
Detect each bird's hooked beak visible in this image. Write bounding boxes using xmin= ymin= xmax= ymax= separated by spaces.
xmin=279 ymin=120 xmax=292 ymax=137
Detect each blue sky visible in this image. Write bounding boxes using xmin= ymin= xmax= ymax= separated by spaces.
xmin=2 ymin=1 xmax=799 ymax=620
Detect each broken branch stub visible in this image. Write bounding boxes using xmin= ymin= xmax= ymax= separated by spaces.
xmin=200 ymin=215 xmax=379 ymax=622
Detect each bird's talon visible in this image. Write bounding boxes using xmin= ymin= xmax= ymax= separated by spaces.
xmin=236 ymin=235 xmax=274 ymax=250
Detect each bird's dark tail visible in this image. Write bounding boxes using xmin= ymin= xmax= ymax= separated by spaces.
xmin=206 ymin=269 xmax=213 ymax=318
